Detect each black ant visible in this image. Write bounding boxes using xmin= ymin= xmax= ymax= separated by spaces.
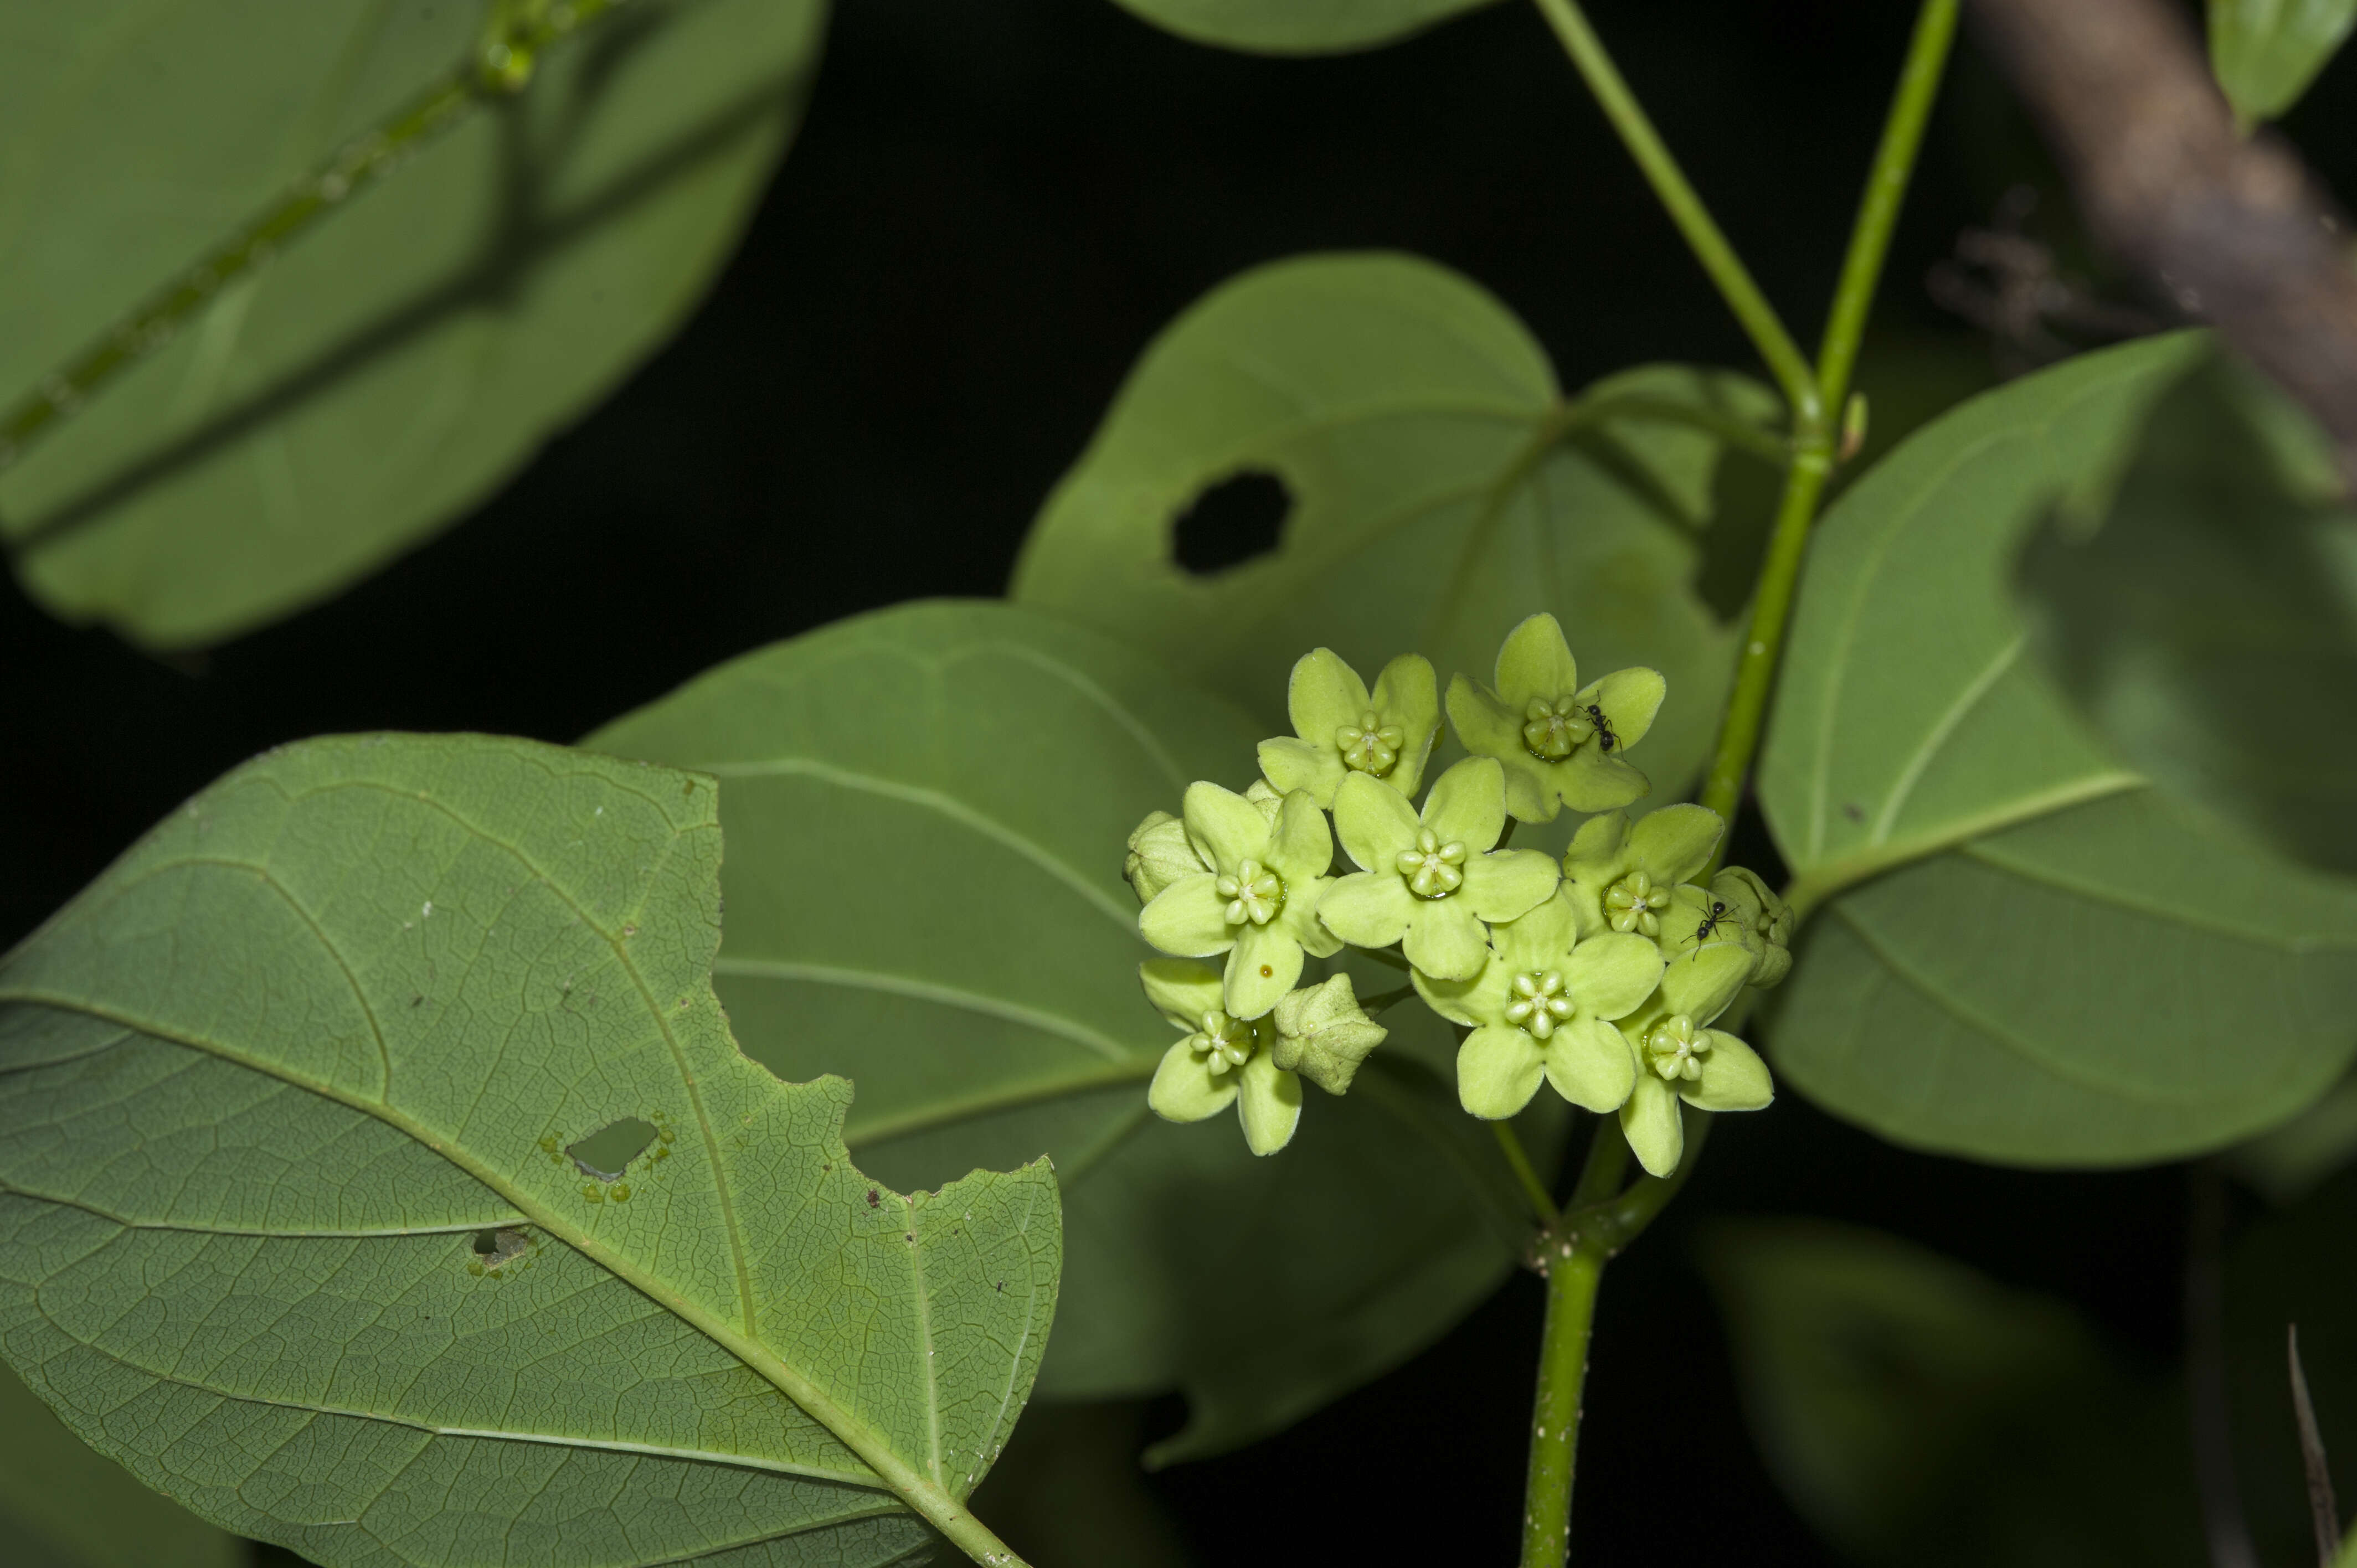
xmin=1693 ymin=900 xmax=1732 ymax=941
xmin=1586 ymin=704 xmax=1618 ymax=752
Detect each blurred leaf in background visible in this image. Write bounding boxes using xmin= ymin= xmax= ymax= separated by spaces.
xmin=0 ymin=0 xmax=825 ymax=647
xmin=2209 ymin=0 xmax=2357 ymax=127
xmin=1102 ymin=0 xmax=1499 ymax=55
xmin=0 ymin=1361 xmax=241 ymax=1568
xmin=591 ymin=599 xmax=1557 ymax=1466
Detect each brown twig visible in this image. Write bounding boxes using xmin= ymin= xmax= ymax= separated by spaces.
xmin=1969 ymin=0 xmax=2357 ymax=478
xmin=2292 ymin=1323 xmax=2344 ymax=1567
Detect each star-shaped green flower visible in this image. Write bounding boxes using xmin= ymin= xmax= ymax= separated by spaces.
xmin=1560 ymin=803 xmax=1725 ymax=953
xmin=1614 ymin=940 xmax=1774 ymax=1176
xmin=1258 ymin=648 xmax=1442 ymax=808
xmin=1140 ymin=959 xmax=1302 ymax=1155
xmin=1444 ymin=613 xmax=1666 ymax=822
xmin=1418 ymin=894 xmax=1664 ymax=1119
xmin=1317 ymin=757 xmax=1561 ymax=981
xmin=1663 ymin=865 xmax=1795 ymax=987
xmin=1123 ymin=780 xmax=1286 ymax=906
xmin=1139 ymin=781 xmax=1342 ymax=1018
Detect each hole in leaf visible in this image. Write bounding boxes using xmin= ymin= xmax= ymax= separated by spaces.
xmin=568 ymin=1117 xmax=657 ymax=1180
xmin=1172 ymin=470 xmax=1289 ymax=575
xmin=470 ymin=1228 xmax=531 ymax=1271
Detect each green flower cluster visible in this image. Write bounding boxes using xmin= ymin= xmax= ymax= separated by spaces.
xmin=1121 ymin=614 xmax=1792 ymax=1172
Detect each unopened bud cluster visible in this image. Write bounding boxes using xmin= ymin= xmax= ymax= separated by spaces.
xmin=1121 ymin=613 xmax=1786 ymax=1172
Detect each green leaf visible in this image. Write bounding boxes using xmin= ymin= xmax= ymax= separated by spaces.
xmin=1700 ymin=1220 xmax=2201 ymax=1567
xmin=2209 ymin=0 xmax=2357 ymax=125
xmin=0 ymin=0 xmax=824 ymax=648
xmin=0 ymin=1361 xmax=241 ymax=1568
xmin=2020 ymin=352 xmax=2357 ymax=880
xmin=1103 ymin=0 xmax=1500 ymax=54
xmin=0 ymin=734 xmax=1057 ymax=1565
xmin=588 ymin=599 xmax=1554 ymax=1464
xmin=1761 ymin=333 xmax=2357 ymax=1165
xmin=1010 ymin=252 xmax=1779 ymax=806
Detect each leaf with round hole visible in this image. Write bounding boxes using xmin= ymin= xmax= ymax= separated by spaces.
xmin=589 ymin=598 xmax=1560 ymax=1464
xmin=1010 ymin=252 xmax=1782 ymax=810
xmin=0 ymin=0 xmax=824 ymax=647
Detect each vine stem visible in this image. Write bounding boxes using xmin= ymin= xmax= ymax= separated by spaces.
xmin=0 ymin=0 xmax=639 ymax=474
xmin=1529 ymin=0 xmax=1820 ymax=430
xmin=1512 ymin=5 xmax=1961 ymax=1564
xmin=1696 ymin=0 xmax=1959 ymax=852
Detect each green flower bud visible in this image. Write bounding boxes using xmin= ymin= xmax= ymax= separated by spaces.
xmin=1318 ymin=757 xmax=1561 ymax=983
xmin=1124 ymin=809 xmax=1207 ymax=905
xmin=1612 ymin=941 xmax=1774 ymax=1176
xmin=1444 ymin=613 xmax=1665 ymax=821
xmin=1138 ymin=781 xmax=1342 ymax=1019
xmin=1418 ymin=893 xmax=1664 ymax=1119
xmin=1560 ymin=803 xmax=1725 ymax=955
xmin=1269 ymin=973 xmax=1390 ymax=1096
xmin=1258 ymin=649 xmax=1442 ymax=808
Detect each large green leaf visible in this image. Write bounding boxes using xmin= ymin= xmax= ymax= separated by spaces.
xmin=2021 ymin=352 xmax=2357 ymax=880
xmin=589 ymin=599 xmax=1551 ymax=1464
xmin=0 ymin=0 xmax=824 ymax=647
xmin=2209 ymin=0 xmax=2357 ymax=125
xmin=0 ymin=735 xmax=1057 ymax=1566
xmin=0 ymin=1361 xmax=242 ymax=1568
xmin=1103 ymin=0 xmax=1499 ymax=54
xmin=1760 ymin=333 xmax=2357 ymax=1165
xmin=1010 ymin=252 xmax=1778 ymax=805
xmin=1701 ymin=1220 xmax=2201 ymax=1567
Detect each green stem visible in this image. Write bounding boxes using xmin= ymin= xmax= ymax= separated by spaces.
xmin=1695 ymin=0 xmax=1959 ymax=853
xmin=1358 ymin=983 xmax=1419 ymax=1016
xmin=0 ymin=0 xmax=637 ymax=473
xmin=1521 ymin=1237 xmax=1605 ymax=1568
xmin=1492 ymin=1121 xmax=1561 ymax=1226
xmin=1529 ymin=0 xmax=1820 ymax=429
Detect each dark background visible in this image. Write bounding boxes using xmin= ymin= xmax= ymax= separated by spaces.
xmin=9 ymin=0 xmax=2346 ymax=1560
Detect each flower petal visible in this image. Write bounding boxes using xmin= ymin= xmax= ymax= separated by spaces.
xmin=1444 ymin=674 xmax=1523 ymax=758
xmin=1563 ymin=931 xmax=1665 ymax=1020
xmin=1619 ymin=1073 xmax=1686 ymax=1176
xmin=1332 ymin=771 xmax=1421 ymax=871
xmin=1404 ymin=896 xmax=1490 ymax=981
xmin=1414 ymin=960 xmax=1495 ymax=1028
xmin=1556 ymin=747 xmax=1652 ymax=814
xmin=1629 ymin=803 xmax=1726 ymax=886
xmin=1315 ymin=871 xmax=1416 ymax=950
xmin=1139 ymin=874 xmax=1235 ymax=957
xmin=1183 ymin=780 xmax=1270 ymax=873
xmin=1456 ymin=1024 xmax=1546 ymax=1118
xmin=1578 ymin=666 xmax=1667 ymax=752
xmin=1422 ymin=756 xmax=1508 ymax=850
xmin=1461 ymin=848 xmax=1561 ymax=924
xmin=1149 ymin=1040 xmax=1239 ymax=1124
xmin=1658 ymin=941 xmax=1754 ymax=1025
xmin=1494 ymin=612 xmax=1578 ymax=707
xmin=1489 ymin=892 xmax=1576 ymax=974
xmin=1544 ymin=1015 xmax=1638 ymax=1113
xmin=1286 ymin=647 xmax=1372 ymax=750
xmin=1224 ymin=923 xmax=1304 ymax=1019
xmin=1258 ymin=736 xmax=1346 ymax=808
xmin=1138 ymin=957 xmax=1226 ymax=1031
xmin=1684 ymin=1031 xmax=1774 ymax=1112
xmin=1265 ymin=790 xmax=1335 ymax=885
xmin=1237 ymin=1051 xmax=1304 ymax=1155
xmin=1372 ymin=653 xmax=1443 ymax=796
xmin=1280 ymin=876 xmax=1344 ymax=958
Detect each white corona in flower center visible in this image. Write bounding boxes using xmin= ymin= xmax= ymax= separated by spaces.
xmin=1504 ymin=968 xmax=1576 ymax=1040
xmin=1604 ymin=870 xmax=1672 ymax=937
xmin=1643 ymin=1014 xmax=1710 ymax=1081
xmin=1521 ymin=695 xmax=1596 ymax=761
xmin=1185 ymin=1010 xmax=1257 ymax=1076
xmin=1216 ymin=858 xmax=1284 ymax=926
xmin=1335 ymin=708 xmax=1406 ymax=776
xmin=1395 ymin=828 xmax=1468 ymax=898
